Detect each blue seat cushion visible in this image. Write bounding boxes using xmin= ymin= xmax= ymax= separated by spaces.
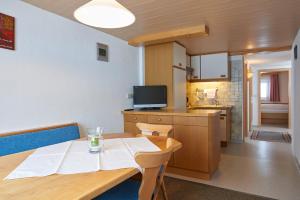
xmin=95 ymin=179 xmax=140 ymax=200
xmin=0 ymin=124 xmax=80 ymax=156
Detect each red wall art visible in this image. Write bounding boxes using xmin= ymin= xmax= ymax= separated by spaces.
xmin=0 ymin=13 xmax=15 ymax=50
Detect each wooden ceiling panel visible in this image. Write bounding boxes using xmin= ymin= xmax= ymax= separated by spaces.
xmin=23 ymin=0 xmax=300 ymax=54
xmin=128 ymin=25 xmax=209 ymax=46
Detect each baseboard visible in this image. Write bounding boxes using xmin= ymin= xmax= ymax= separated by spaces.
xmin=165 ymin=172 xmax=209 ymax=184
xmin=230 ymin=138 xmax=243 ymax=144
xmin=166 ymin=167 xmax=211 ymax=180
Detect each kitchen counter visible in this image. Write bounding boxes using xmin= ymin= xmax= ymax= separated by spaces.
xmin=122 ymin=108 xmax=221 ymax=117
xmin=190 ymin=105 xmax=232 ymax=147
xmin=122 ymin=108 xmax=221 ymax=180
xmin=189 ymin=105 xmax=233 ymax=110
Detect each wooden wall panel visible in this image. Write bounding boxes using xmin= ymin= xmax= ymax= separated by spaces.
xmin=145 ymin=43 xmax=174 ymax=108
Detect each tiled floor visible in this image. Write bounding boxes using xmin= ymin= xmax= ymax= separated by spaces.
xmin=167 ymin=138 xmax=300 ymax=200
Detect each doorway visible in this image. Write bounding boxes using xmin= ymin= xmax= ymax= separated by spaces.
xmin=259 ymin=70 xmax=290 ymax=129
xmin=244 ymin=51 xmax=292 ymax=143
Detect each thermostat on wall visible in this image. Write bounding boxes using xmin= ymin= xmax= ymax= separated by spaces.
xmin=97 ymin=43 xmax=108 ymax=62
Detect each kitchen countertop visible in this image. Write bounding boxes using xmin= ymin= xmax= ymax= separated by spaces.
xmin=122 ymin=109 xmax=221 ymax=117
xmin=189 ymin=105 xmax=233 ymax=110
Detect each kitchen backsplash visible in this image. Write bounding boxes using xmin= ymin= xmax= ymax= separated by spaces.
xmin=187 ymin=58 xmax=243 ymax=142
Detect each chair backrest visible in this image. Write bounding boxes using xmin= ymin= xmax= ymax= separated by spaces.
xmin=134 ymin=137 xmax=177 ymax=200
xmin=136 ymin=123 xmax=173 ymax=137
xmin=0 ymin=123 xmax=80 ymax=156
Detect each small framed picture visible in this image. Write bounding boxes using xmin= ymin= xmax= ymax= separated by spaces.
xmin=0 ymin=13 xmax=15 ymax=50
xmin=97 ymin=43 xmax=108 ymax=62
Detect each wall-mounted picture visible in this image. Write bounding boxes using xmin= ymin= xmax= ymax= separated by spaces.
xmin=97 ymin=43 xmax=108 ymax=62
xmin=0 ymin=13 xmax=15 ymax=50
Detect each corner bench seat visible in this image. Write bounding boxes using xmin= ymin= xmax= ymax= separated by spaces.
xmin=0 ymin=123 xmax=80 ymax=157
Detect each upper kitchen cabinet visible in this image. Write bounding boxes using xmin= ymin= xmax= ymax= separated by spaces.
xmin=186 ymin=55 xmax=191 ymax=68
xmin=173 ymin=43 xmax=187 ymax=68
xmin=201 ymin=53 xmax=230 ymax=80
xmin=190 ymin=53 xmax=231 ymax=82
xmin=191 ymin=55 xmax=201 ymax=79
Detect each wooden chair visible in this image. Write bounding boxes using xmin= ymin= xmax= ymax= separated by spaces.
xmin=96 ymin=138 xmax=177 ymax=200
xmin=135 ymin=123 xmax=173 ymax=200
xmin=136 ymin=123 xmax=173 ymax=137
xmin=136 ymin=149 xmax=172 ymax=200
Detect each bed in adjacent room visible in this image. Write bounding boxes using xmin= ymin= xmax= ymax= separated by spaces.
xmin=260 ymin=103 xmax=289 ymax=125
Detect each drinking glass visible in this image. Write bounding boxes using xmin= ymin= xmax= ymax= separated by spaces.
xmin=87 ymin=127 xmax=104 ymax=153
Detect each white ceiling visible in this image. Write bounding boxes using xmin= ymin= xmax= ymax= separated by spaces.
xmin=245 ymin=51 xmax=291 ymax=69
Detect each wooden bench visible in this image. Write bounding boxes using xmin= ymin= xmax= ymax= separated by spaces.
xmin=0 ymin=123 xmax=80 ymax=156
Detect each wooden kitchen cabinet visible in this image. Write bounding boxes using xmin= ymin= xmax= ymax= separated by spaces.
xmin=201 ymin=53 xmax=229 ymax=80
xmin=186 ymin=55 xmax=191 ymax=68
xmin=123 ymin=114 xmax=148 ymax=123
xmin=123 ymin=114 xmax=147 ymax=134
xmin=173 ymin=125 xmax=209 ymax=172
xmin=123 ymin=110 xmax=221 ymax=180
xmin=148 ymin=115 xmax=173 ymax=125
xmin=173 ymin=42 xmax=186 ymax=68
xmin=190 ymin=107 xmax=232 ymax=147
xmin=124 ymin=122 xmax=141 ymax=135
xmin=145 ymin=42 xmax=187 ymax=108
xmin=191 ymin=55 xmax=201 ymax=79
xmin=190 ymin=53 xmax=231 ymax=82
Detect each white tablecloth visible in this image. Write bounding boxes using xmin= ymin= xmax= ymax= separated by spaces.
xmin=5 ymin=137 xmax=160 ymax=180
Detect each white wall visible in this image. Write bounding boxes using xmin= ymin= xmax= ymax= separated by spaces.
xmin=279 ymin=71 xmax=289 ymax=103
xmin=291 ymin=29 xmax=300 ymax=165
xmin=251 ymin=69 xmax=260 ymax=126
xmin=0 ymin=0 xmax=140 ymax=134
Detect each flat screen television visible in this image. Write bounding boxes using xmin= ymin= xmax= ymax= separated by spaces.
xmin=133 ymin=85 xmax=167 ymax=109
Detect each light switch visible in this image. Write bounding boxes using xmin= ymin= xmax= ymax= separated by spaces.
xmin=126 ymin=93 xmax=133 ymax=99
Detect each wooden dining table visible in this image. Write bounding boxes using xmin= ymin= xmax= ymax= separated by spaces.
xmin=0 ymin=133 xmax=182 ymax=200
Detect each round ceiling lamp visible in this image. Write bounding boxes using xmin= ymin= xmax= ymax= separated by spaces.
xmin=74 ymin=0 xmax=135 ymax=28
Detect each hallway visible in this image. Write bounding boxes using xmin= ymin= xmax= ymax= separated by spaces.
xmin=167 ymin=138 xmax=300 ymax=200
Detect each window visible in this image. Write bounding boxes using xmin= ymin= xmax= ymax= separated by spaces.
xmin=260 ymin=76 xmax=270 ymax=101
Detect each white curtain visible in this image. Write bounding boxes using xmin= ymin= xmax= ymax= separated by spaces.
xmin=260 ymin=75 xmax=270 ymax=101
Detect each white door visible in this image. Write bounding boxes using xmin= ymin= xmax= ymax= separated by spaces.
xmin=173 ymin=67 xmax=187 ymax=109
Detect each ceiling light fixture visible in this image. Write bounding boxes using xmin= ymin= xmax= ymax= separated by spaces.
xmin=74 ymin=0 xmax=135 ymax=29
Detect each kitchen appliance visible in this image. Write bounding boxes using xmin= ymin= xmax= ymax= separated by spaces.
xmin=173 ymin=67 xmax=187 ymax=108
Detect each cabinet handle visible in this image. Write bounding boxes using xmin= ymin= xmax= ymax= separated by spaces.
xmin=133 ymin=117 xmax=137 ymax=120
xmin=220 ymin=75 xmax=226 ymax=78
xmin=220 ymin=117 xmax=225 ymax=120
xmin=157 ymin=118 xmax=162 ymax=121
